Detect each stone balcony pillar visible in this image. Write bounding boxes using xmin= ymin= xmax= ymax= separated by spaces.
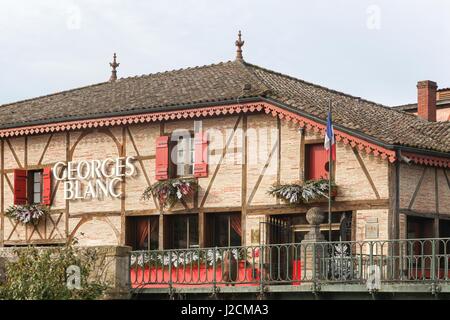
xmin=99 ymin=246 xmax=132 ymax=299
xmin=301 ymin=207 xmax=328 ymax=281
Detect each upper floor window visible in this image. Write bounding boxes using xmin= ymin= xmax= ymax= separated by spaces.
xmin=171 ymin=132 xmax=194 ymax=177
xmin=14 ymin=168 xmax=51 ymax=205
xmin=28 ymin=170 xmax=43 ymax=204
xmin=154 ymin=123 xmax=208 ymax=181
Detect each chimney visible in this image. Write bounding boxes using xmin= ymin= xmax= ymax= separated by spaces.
xmin=417 ymin=80 xmax=437 ymax=122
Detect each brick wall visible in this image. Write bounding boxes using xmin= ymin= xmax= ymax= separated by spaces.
xmin=0 ymin=112 xmax=393 ymax=246
xmin=399 ymin=163 xmax=450 ymax=215
xmin=355 ymin=209 xmax=389 ymax=241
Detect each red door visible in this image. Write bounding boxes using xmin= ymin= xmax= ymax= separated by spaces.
xmin=306 ymin=144 xmax=329 ymax=180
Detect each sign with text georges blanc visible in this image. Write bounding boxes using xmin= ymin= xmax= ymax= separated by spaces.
xmin=53 ymin=157 xmax=137 ymax=200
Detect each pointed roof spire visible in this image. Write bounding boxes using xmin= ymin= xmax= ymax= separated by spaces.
xmin=235 ymin=30 xmax=245 ymax=61
xmin=109 ymin=53 xmax=120 ymax=82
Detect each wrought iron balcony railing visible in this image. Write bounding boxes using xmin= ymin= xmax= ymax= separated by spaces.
xmin=129 ymin=238 xmax=450 ymax=290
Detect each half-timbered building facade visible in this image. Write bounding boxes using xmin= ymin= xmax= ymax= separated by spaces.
xmin=0 ymin=35 xmax=449 ymax=252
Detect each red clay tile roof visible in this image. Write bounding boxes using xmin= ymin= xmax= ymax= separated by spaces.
xmin=244 ymin=63 xmax=450 ymax=153
xmin=0 ymin=60 xmax=448 ymax=154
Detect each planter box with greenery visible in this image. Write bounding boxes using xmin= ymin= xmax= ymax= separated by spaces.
xmin=268 ymin=179 xmax=337 ymax=205
xmin=142 ymin=177 xmax=198 ymax=209
xmin=5 ymin=204 xmax=49 ymax=226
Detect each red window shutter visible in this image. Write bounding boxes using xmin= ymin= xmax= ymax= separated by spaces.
xmin=13 ymin=169 xmax=28 ymax=205
xmin=306 ymin=144 xmax=329 ymax=180
xmin=42 ymin=167 xmax=52 ymax=205
xmin=194 ymin=132 xmax=208 ymax=178
xmin=155 ymin=136 xmax=170 ymax=180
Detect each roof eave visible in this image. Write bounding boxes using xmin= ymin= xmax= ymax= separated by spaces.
xmin=0 ymin=96 xmax=263 ymax=131
xmin=394 ymin=145 xmax=450 ymax=160
xmin=262 ymin=97 xmax=396 ymax=148
xmin=262 ymin=97 xmax=450 ymax=159
xmin=0 ymin=95 xmax=447 ymax=160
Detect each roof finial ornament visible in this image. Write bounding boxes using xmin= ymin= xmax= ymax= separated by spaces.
xmin=109 ymin=53 xmax=120 ymax=82
xmin=235 ymin=30 xmax=245 ymax=61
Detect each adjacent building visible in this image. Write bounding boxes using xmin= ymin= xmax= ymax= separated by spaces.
xmin=393 ymin=84 xmax=450 ymax=121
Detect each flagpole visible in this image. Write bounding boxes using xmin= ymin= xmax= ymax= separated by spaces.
xmin=328 ymin=101 xmax=333 ymax=243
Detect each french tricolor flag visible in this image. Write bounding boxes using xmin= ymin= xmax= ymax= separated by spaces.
xmin=324 ymin=111 xmax=336 ymax=161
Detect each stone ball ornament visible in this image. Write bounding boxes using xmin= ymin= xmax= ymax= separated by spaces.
xmin=306 ymin=207 xmax=325 ymax=226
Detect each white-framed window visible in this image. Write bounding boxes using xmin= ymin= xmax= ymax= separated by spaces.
xmin=28 ymin=170 xmax=43 ymax=204
xmin=171 ymin=131 xmax=195 ymax=177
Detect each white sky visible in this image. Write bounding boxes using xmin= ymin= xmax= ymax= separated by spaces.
xmin=0 ymin=0 xmax=449 ymax=106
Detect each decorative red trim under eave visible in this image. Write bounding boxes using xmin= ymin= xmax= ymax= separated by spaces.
xmin=402 ymin=152 xmax=450 ymax=168
xmin=0 ymin=101 xmax=396 ymax=162
xmin=0 ymin=102 xmax=265 ymax=138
